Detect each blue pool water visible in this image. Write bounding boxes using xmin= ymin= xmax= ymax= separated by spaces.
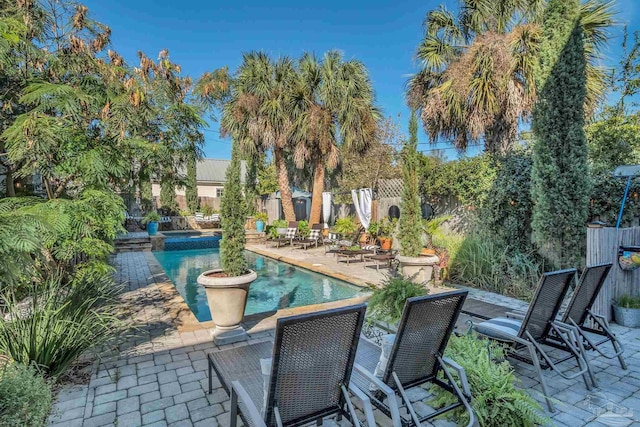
xmin=153 ymin=248 xmax=366 ymax=322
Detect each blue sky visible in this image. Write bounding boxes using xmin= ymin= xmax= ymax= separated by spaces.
xmin=83 ymin=0 xmax=640 ymax=160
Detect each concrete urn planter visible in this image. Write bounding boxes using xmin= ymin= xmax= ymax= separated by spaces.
xmin=396 ymin=255 xmax=439 ymax=285
xmin=197 ymin=269 xmax=257 ymax=345
xmin=613 ymin=304 xmax=640 ymax=328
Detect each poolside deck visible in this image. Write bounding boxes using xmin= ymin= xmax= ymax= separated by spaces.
xmin=47 ymin=248 xmax=640 ymax=427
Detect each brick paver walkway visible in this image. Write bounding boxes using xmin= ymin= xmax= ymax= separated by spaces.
xmin=47 ymin=251 xmax=640 ymax=426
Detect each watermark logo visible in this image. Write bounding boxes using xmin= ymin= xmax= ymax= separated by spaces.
xmin=584 ymin=393 xmax=634 ymax=426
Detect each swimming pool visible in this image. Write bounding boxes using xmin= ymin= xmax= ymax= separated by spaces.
xmin=153 ymin=248 xmax=366 ymax=322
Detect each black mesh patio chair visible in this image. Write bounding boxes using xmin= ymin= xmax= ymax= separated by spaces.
xmin=555 ymin=263 xmax=625 ymax=370
xmin=350 ymin=290 xmax=475 ymax=427
xmin=470 ymin=268 xmax=593 ymax=412
xmin=207 ymin=304 xmax=373 ymax=427
xmin=268 ymin=221 xmax=298 ymax=248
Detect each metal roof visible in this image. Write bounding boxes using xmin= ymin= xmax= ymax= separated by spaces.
xmin=190 ymin=159 xmax=246 ymax=184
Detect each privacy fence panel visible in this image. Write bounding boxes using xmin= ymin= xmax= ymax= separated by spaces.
xmin=587 ymin=226 xmax=640 ymax=320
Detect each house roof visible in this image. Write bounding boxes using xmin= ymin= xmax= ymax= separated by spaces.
xmin=193 ymin=159 xmax=246 ymax=184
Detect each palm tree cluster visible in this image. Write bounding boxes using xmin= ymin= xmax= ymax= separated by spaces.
xmin=408 ymin=0 xmax=614 ymax=154
xmin=198 ymin=51 xmax=381 ymax=223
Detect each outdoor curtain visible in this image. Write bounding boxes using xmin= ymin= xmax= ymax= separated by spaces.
xmin=352 ymin=188 xmax=372 ymax=230
xmin=322 ymin=191 xmax=332 ymax=229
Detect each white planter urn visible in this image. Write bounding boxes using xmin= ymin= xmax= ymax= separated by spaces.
xmin=197 ymin=269 xmax=257 ymax=345
xmin=396 ymin=255 xmax=439 ymax=285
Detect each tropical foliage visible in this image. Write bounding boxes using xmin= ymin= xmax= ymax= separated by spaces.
xmin=408 ymin=0 xmax=613 ymax=154
xmin=367 ymin=276 xmax=428 ymax=324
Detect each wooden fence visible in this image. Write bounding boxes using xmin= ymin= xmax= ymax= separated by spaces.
xmin=587 ymin=226 xmax=640 ymax=320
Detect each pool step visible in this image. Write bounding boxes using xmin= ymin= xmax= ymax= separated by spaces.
xmin=115 ymin=236 xmax=152 ymax=253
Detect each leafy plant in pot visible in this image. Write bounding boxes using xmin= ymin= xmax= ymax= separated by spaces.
xmin=254 ymin=212 xmax=268 ymax=233
xmin=613 ymin=295 xmax=640 ymax=328
xmin=270 ymin=219 xmax=288 ymax=238
xmin=197 ymin=144 xmax=257 ymax=345
xmin=378 ymin=217 xmax=397 ymax=251
xmin=396 ymin=111 xmax=439 ymax=284
xmin=142 ymin=211 xmax=161 ymax=236
xmin=333 ymin=216 xmax=358 ymax=240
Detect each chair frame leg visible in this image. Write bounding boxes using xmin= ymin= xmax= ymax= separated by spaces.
xmin=392 ymin=372 xmax=421 ymax=427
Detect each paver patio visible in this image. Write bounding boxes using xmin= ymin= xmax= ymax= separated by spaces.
xmin=47 ymin=248 xmax=640 ymax=427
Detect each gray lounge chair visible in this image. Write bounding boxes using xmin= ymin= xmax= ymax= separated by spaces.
xmin=350 ymin=290 xmax=475 ymax=427
xmin=470 ymin=269 xmax=592 ymax=412
xmin=207 ymin=304 xmax=372 ymax=427
xmin=553 ymin=263 xmax=625 ymax=371
xmin=292 ymin=224 xmax=323 ymax=250
xmin=269 ymin=221 xmax=298 ymax=248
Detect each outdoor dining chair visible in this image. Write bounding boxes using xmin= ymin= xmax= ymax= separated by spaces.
xmin=469 ymin=268 xmax=593 ymax=412
xmin=350 ymin=290 xmax=475 ymax=427
xmin=207 ymin=304 xmax=373 ymax=427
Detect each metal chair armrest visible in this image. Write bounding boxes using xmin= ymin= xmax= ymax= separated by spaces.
xmin=348 ymin=381 xmax=376 ymax=427
xmin=353 ymin=363 xmax=402 ymax=427
xmin=230 ymin=381 xmax=267 ymax=427
xmin=442 ymin=357 xmax=472 ymax=398
xmin=505 ymin=310 xmax=526 ymax=320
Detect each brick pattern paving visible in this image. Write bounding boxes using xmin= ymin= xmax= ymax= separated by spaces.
xmin=47 ymin=251 xmax=640 ymax=426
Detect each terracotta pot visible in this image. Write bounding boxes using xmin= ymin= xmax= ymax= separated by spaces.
xmin=396 ymin=255 xmax=439 ymax=285
xmin=197 ymin=269 xmax=257 ymax=345
xmin=379 ymin=237 xmax=393 ymax=251
xmin=359 ymin=233 xmax=369 ymax=244
xmin=421 ymin=248 xmax=437 ymax=256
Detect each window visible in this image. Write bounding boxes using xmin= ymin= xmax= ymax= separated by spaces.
xmin=216 ymin=188 xmax=223 ymax=198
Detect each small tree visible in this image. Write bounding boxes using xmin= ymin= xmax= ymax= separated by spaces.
xmin=399 ymin=110 xmax=423 ymax=257
xmin=185 ymin=154 xmax=199 ymax=214
xmin=219 ymin=142 xmax=248 ymax=276
xmin=531 ymin=0 xmax=590 ymax=268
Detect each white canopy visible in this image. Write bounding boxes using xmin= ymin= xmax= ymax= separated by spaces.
xmin=352 ymin=188 xmax=372 ymax=230
xmin=322 ymin=191 xmax=332 ymax=229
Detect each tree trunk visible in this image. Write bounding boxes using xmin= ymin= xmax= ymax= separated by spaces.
xmin=5 ymin=166 xmax=14 ymax=197
xmin=308 ymin=159 xmax=325 ymax=225
xmin=274 ymin=147 xmax=295 ymax=221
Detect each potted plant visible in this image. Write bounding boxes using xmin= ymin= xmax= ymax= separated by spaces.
xmin=613 ymin=295 xmax=640 ymax=328
xmin=334 ymin=217 xmax=357 ymax=239
xmin=197 ymin=145 xmax=257 ymax=345
xmin=378 ymin=217 xmax=397 ymax=251
xmin=297 ymin=220 xmax=310 ymax=239
xmin=396 ymin=111 xmax=439 ymax=284
xmin=202 ymin=205 xmax=215 ymax=217
xmin=254 ymin=212 xmax=268 ymax=233
xmin=421 ymin=215 xmax=452 ymax=255
xmin=142 ymin=212 xmax=161 ymax=236
xmin=271 ymin=219 xmax=288 ymax=237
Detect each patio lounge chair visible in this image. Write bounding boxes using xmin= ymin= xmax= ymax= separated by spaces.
xmin=269 ymin=221 xmax=298 ymax=248
xmin=325 ymin=228 xmax=362 ymax=256
xmin=549 ymin=263 xmax=625 ymax=371
xmin=470 ymin=269 xmax=593 ymax=412
xmin=292 ymin=224 xmax=323 ymax=250
xmin=350 ymin=290 xmax=475 ymax=427
xmin=207 ymin=304 xmax=373 ymax=427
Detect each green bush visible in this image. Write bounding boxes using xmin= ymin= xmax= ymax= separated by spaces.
xmin=378 ymin=217 xmax=397 ymax=238
xmin=142 ymin=211 xmax=161 ymax=224
xmin=0 ymin=362 xmax=52 ymax=427
xmin=432 ymin=334 xmax=548 ymax=427
xmin=589 ymin=173 xmax=640 ymax=226
xmin=297 ymin=220 xmax=310 ymax=239
xmin=399 ymin=111 xmax=423 ymax=257
xmin=254 ymin=212 xmax=268 ymax=222
xmin=367 ymin=276 xmax=428 ymax=324
xmin=0 ymin=271 xmax=124 ymax=378
xmin=334 ymin=217 xmax=357 ymax=235
xmin=617 ymin=295 xmax=640 ymax=309
xmin=201 ymin=205 xmax=215 ymax=216
xmin=449 ymin=234 xmax=543 ymax=300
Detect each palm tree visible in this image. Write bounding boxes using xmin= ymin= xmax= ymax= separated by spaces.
xmin=218 ymin=52 xmax=298 ymax=221
xmin=291 ymin=51 xmax=380 ymax=224
xmin=408 ymin=0 xmax=614 ymax=154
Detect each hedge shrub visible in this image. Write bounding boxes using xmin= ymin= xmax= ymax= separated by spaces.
xmin=0 ymin=362 xmax=52 ymax=427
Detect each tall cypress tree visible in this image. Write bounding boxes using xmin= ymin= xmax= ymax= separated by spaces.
xmin=531 ymin=0 xmax=590 ymax=268
xmin=185 ymin=153 xmax=199 ymax=214
xmin=399 ymin=110 xmax=423 ymax=257
xmin=220 ymin=141 xmax=248 ymax=276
